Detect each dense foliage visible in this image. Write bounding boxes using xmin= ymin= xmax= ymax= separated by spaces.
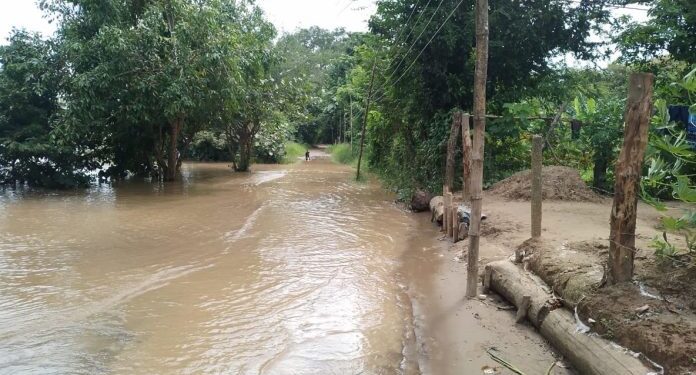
xmin=0 ymin=30 xmax=92 ymax=187
xmin=0 ymin=0 xmax=300 ymax=187
xmin=1 ymin=0 xmax=694 ymax=203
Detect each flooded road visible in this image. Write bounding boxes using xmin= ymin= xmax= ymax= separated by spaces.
xmin=0 ymin=155 xmax=571 ymax=375
xmin=0 ymin=157 xmax=429 ymax=374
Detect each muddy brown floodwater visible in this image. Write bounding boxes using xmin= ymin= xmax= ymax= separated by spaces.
xmin=0 ymin=155 xmax=568 ymax=374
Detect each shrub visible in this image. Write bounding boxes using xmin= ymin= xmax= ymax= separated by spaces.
xmin=327 ymin=143 xmax=355 ymax=165
xmin=283 ymin=142 xmax=309 ymax=164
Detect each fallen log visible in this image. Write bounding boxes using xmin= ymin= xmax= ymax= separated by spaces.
xmin=486 ymin=260 xmax=654 ymax=375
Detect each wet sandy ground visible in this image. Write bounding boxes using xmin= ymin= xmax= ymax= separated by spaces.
xmin=0 ymin=155 xmax=570 ymax=374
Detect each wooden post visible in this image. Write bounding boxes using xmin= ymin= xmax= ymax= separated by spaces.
xmin=356 ymin=62 xmax=376 ymax=181
xmin=461 ymin=113 xmax=473 ymax=203
xmin=466 ymin=0 xmax=489 ymax=298
xmin=445 ymin=113 xmax=462 ymax=193
xmin=607 ymin=73 xmax=654 ymax=284
xmin=446 ymin=192 xmax=454 ymax=237
xmin=450 ymin=201 xmax=458 ymax=239
xmin=443 ymin=186 xmax=450 ymax=232
xmin=452 ymin=204 xmax=460 ymax=242
xmin=531 ymin=135 xmax=543 ymax=238
xmin=350 ymin=96 xmax=353 ymax=152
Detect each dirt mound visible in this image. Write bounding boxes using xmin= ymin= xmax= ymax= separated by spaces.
xmin=521 ymin=239 xmax=696 ymax=374
xmin=489 ymin=166 xmax=601 ymax=202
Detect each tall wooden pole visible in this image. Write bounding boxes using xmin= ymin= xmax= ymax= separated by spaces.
xmin=350 ymin=96 xmax=354 ymax=152
xmin=461 ymin=113 xmax=473 ymax=203
xmin=356 ymin=62 xmax=376 ymax=181
xmin=531 ymin=135 xmax=543 ymax=238
xmin=466 ymin=0 xmax=489 ymax=298
xmin=607 ymin=73 xmax=654 ymax=284
xmin=445 ymin=114 xmax=462 ymax=193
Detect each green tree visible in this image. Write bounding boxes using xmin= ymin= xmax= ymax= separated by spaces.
xmin=361 ymin=0 xmax=613 ymax=193
xmin=617 ymin=0 xmax=696 ymax=64
xmin=44 ymin=0 xmax=252 ymax=180
xmin=0 ymin=30 xmax=91 ymax=188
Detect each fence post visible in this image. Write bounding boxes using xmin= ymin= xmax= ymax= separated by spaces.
xmin=452 ymin=203 xmax=460 ymax=242
xmin=608 ymin=72 xmax=654 ymax=284
xmin=443 ymin=185 xmax=449 ymax=232
xmin=446 ymin=114 xmax=462 ymax=193
xmin=531 ymin=135 xmax=543 ymax=238
xmin=446 ymin=192 xmax=454 ymax=238
xmin=461 ymin=113 xmax=473 ymax=203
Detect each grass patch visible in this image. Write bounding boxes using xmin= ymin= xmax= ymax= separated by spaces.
xmin=327 ymin=143 xmax=373 ymax=183
xmin=326 ymin=143 xmax=356 ymax=165
xmin=283 ymin=142 xmax=310 ymax=164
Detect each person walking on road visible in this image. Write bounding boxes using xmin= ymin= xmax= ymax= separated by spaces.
xmin=305 ymin=150 xmax=310 ymax=161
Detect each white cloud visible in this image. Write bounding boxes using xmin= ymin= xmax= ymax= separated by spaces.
xmin=256 ymin=0 xmax=376 ymax=34
xmin=0 ymin=0 xmax=376 ymax=45
xmin=0 ymin=0 xmax=56 ymax=44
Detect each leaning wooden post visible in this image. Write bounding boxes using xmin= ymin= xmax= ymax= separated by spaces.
xmin=356 ymin=61 xmax=376 ymax=181
xmin=461 ymin=113 xmax=473 ymax=203
xmin=531 ymin=135 xmax=543 ymax=238
xmin=446 ymin=192 xmax=454 ymax=237
xmin=445 ymin=114 xmax=462 ymax=193
xmin=466 ymin=0 xmax=489 ymax=298
xmin=607 ymin=73 xmax=654 ymax=284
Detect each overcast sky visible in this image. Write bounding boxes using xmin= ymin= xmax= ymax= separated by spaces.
xmin=0 ymin=0 xmax=376 ymax=44
xmin=0 ymin=0 xmax=648 ymax=67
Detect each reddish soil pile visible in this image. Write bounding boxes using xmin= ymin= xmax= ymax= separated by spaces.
xmin=489 ymin=166 xmax=601 ymax=202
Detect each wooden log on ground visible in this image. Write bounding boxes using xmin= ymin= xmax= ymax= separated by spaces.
xmin=608 ymin=72 xmax=654 ymax=284
xmin=486 ymin=260 xmax=654 ymax=375
xmin=531 ymin=135 xmax=543 ymax=238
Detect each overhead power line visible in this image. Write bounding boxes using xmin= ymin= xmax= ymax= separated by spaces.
xmin=385 ymin=0 xmax=444 ymax=81
xmin=568 ymin=0 xmax=649 ymax=12
xmin=374 ymin=0 xmax=465 ymax=103
xmin=391 ymin=0 xmax=422 ymax=46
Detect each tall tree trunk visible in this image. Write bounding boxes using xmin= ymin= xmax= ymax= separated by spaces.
xmin=165 ymin=117 xmax=182 ymax=181
xmin=466 ymin=0 xmax=489 ymax=298
xmin=236 ymin=124 xmax=254 ymax=172
xmin=607 ymin=73 xmax=654 ymax=285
